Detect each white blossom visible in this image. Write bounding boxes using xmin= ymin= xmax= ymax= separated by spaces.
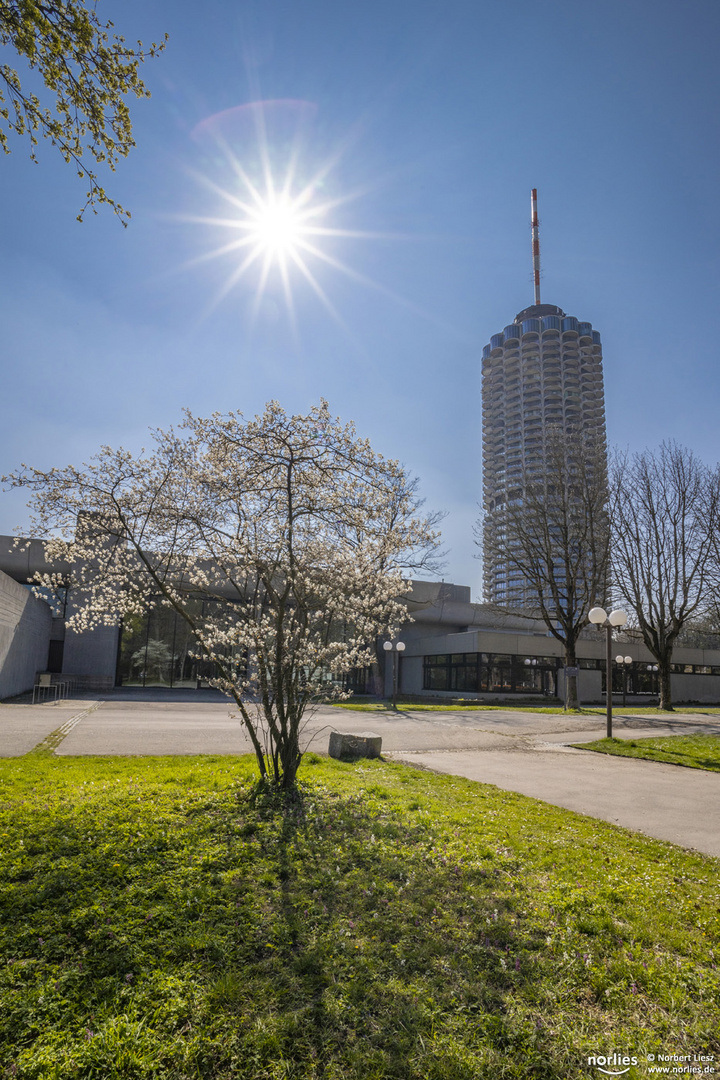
xmin=4 ymin=400 xmax=443 ymax=788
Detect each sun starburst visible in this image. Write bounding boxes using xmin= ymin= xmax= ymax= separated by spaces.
xmin=178 ymin=99 xmax=441 ymax=338
xmin=249 ymin=194 xmax=307 ymax=254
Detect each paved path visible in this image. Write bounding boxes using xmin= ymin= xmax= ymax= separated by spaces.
xmin=1 ymin=694 xmax=719 ymax=857
xmin=389 ymin=747 xmax=720 ymax=858
xmin=0 ymin=701 xmax=99 ymax=756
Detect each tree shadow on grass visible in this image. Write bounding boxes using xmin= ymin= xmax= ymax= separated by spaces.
xmin=633 ymin=740 xmax=720 ymax=771
xmin=221 ymin=778 xmax=566 ymax=1079
xmin=589 ymin=737 xmax=720 ymax=773
xmin=0 ymin=770 xmax=633 ymax=1079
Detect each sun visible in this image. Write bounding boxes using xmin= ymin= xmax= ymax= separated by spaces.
xmin=249 ymin=195 xmax=306 ymax=256
xmin=189 ymin=167 xmax=339 ymax=322
xmin=182 ymin=99 xmax=426 ymax=333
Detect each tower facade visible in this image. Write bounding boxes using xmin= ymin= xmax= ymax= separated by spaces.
xmin=481 ymin=199 xmax=607 ymax=606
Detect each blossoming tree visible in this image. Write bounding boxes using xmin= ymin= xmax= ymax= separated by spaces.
xmin=6 ymin=401 xmax=442 ymax=788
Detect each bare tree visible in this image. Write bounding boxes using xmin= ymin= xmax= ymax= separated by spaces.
xmin=5 ymin=400 xmax=442 ymax=788
xmin=477 ymin=430 xmax=610 ymax=708
xmin=610 ymin=442 xmax=720 ymax=711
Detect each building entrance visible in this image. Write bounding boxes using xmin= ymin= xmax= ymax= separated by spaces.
xmin=116 ymin=602 xmax=215 ymax=688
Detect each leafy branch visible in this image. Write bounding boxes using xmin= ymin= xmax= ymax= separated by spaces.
xmin=0 ymin=0 xmax=167 ymax=222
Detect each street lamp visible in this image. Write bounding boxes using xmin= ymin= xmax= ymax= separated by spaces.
xmin=524 ymin=656 xmax=540 ymax=695
xmin=615 ymin=654 xmax=633 ymax=707
xmin=646 ymin=663 xmax=659 ymax=705
xmin=383 ymin=640 xmax=405 ymax=709
xmin=588 ymin=607 xmax=628 ymax=738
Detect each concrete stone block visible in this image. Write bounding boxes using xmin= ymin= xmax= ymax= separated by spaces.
xmin=328 ymin=730 xmax=382 ymax=760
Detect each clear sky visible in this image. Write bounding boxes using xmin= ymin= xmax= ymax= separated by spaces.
xmin=1 ymin=0 xmax=719 ymax=596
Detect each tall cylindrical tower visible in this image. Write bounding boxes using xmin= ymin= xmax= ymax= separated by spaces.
xmin=481 ymin=304 xmax=606 ymax=605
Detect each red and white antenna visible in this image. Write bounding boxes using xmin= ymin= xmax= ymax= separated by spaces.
xmin=531 ymin=188 xmax=541 ymax=305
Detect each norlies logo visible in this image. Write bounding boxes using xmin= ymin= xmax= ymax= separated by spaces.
xmin=588 ymin=1053 xmax=638 ymax=1075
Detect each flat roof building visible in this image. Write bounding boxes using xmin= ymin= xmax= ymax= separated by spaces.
xmin=2 ymin=544 xmax=720 ymax=706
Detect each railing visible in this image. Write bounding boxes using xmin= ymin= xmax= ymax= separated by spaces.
xmin=32 ymin=673 xmax=79 ymax=704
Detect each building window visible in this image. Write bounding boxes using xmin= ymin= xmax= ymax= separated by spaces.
xmin=450 ymin=653 xmax=481 ymax=692
xmin=601 ymin=665 xmax=659 ymax=695
xmin=116 ymin=598 xmax=233 ymax=687
xmin=422 ymin=653 xmax=558 ymax=695
xmin=423 ymin=655 xmax=451 ymax=691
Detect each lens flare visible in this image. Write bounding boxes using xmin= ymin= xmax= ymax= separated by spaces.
xmin=179 ymin=99 xmax=437 ymax=336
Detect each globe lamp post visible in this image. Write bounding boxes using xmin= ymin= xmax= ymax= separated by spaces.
xmin=383 ymin=640 xmax=406 ymax=710
xmin=588 ymin=607 xmax=628 ymax=738
xmin=615 ymin=655 xmax=633 ymax=707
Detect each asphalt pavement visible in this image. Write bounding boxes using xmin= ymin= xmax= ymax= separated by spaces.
xmin=1 ymin=692 xmax=719 ymax=858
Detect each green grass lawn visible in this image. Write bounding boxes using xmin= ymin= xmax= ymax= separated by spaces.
xmin=333 ymin=702 xmax=549 ymax=712
xmin=575 ymin=734 xmax=720 ymax=772
xmin=333 ymin=701 xmax=720 ymax=715
xmin=0 ymin=752 xmax=718 ymax=1079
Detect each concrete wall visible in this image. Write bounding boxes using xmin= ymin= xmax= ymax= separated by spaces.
xmin=0 ymin=570 xmax=52 ymax=699
xmin=62 ymin=590 xmax=119 ymax=690
xmin=671 ymin=674 xmax=720 ymax=704
xmin=399 ymin=654 xmax=422 ymax=695
xmin=60 ymin=627 xmax=118 ymax=690
xmin=0 ymin=536 xmax=120 ymax=690
xmin=0 ymin=535 xmax=72 ymax=581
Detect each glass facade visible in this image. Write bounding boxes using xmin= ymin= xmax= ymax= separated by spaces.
xmin=602 ymin=664 xmax=658 ymax=696
xmin=423 ymin=653 xmax=558 ymax=695
xmin=598 ymin=662 xmax=720 ymax=696
xmin=424 ymin=653 xmax=720 ymax=698
xmin=116 ymin=599 xmax=223 ymax=687
xmin=670 ymin=663 xmax=720 ymax=674
xmin=116 ymin=599 xmax=372 ymax=692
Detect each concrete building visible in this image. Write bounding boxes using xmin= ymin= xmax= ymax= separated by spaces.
xmin=384 ymin=581 xmax=720 ymax=707
xmin=2 ymin=534 xmax=719 ymax=706
xmin=481 ymin=193 xmax=607 ymax=605
xmin=0 ymin=568 xmax=53 ymax=700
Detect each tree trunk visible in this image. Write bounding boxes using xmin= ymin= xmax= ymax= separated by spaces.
xmin=372 ymin=642 xmax=387 ymax=697
xmin=564 ymin=644 xmax=579 ymax=710
xmin=658 ymin=660 xmax=674 ymax=711
xmin=280 ymin=757 xmax=301 ymax=789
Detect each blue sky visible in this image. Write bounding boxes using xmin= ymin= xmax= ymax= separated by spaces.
xmin=2 ymin=0 xmax=719 ymax=596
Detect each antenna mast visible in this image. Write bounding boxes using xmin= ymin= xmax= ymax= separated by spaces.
xmin=531 ymin=188 xmax=541 ymax=305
